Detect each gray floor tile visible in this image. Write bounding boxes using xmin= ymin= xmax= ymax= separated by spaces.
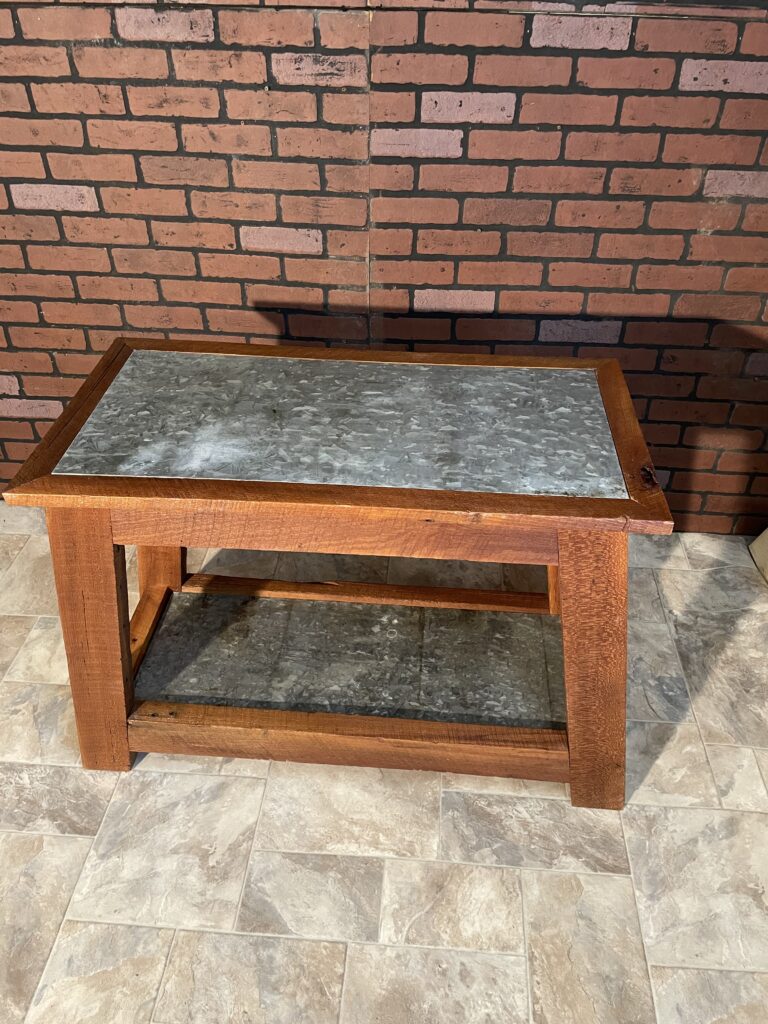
xmin=276 ymin=551 xmax=389 ymax=583
xmin=0 ymin=832 xmax=90 ymax=1024
xmin=630 ymin=534 xmax=688 ymax=569
xmin=0 ymin=682 xmax=79 ymax=765
xmin=440 ymin=792 xmax=629 ymax=874
xmin=524 ymin=871 xmax=655 ymax=1024
xmin=340 ymin=944 xmax=529 ymax=1024
xmin=502 ymin=563 xmax=548 ymax=593
xmin=0 ymin=763 xmax=115 ymax=835
xmin=657 ymin=566 xmax=768 ymax=617
xmin=0 ymin=614 xmax=36 ymax=679
xmin=651 ymin=966 xmax=768 ymax=1024
xmin=255 ymin=762 xmax=441 ymax=858
xmin=388 ymin=556 xmax=502 ymax=589
xmin=626 ymin=722 xmax=718 ymax=807
xmin=4 ymin=616 xmax=68 ymax=685
xmin=627 ymin=619 xmax=692 ymax=723
xmin=0 ymin=505 xmax=45 ymax=534
xmin=629 ymin=568 xmax=666 ymax=623
xmin=153 ymin=930 xmax=345 ymax=1024
xmin=69 ymin=771 xmax=265 ymax=929
xmin=202 ymin=547 xmax=279 ymax=577
xmin=707 ymin=745 xmax=768 ymax=812
xmin=623 ymin=805 xmax=768 ymax=970
xmin=25 ymin=920 xmax=172 ymax=1024
xmin=680 ymin=533 xmax=755 ymax=571
xmin=380 ymin=859 xmax=524 ymax=953
xmin=0 ymin=536 xmax=59 ymax=616
xmin=237 ymin=851 xmax=383 ymax=941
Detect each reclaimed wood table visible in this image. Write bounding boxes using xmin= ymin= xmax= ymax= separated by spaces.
xmin=4 ymin=339 xmax=672 ymax=809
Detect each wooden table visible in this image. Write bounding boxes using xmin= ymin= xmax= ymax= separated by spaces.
xmin=3 ymin=339 xmax=672 ymax=809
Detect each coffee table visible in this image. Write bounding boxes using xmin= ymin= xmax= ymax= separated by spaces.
xmin=3 ymin=339 xmax=672 ymax=809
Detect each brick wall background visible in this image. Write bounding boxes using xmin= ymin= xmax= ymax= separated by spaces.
xmin=0 ymin=1 xmax=766 ymax=534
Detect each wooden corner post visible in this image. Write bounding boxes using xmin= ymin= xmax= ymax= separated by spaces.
xmin=47 ymin=508 xmax=134 ymax=771
xmin=558 ymin=529 xmax=628 ymax=809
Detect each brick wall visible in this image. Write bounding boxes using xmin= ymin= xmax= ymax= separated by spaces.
xmin=0 ymin=1 xmax=766 ymax=534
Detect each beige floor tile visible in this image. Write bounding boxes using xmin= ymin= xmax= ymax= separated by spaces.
xmin=153 ymin=930 xmax=345 ymax=1024
xmin=134 ymin=752 xmax=269 ymax=777
xmin=380 ymin=859 xmax=524 ymax=954
xmin=680 ymin=533 xmax=755 ymax=571
xmin=626 ymin=722 xmax=718 ymax=807
xmin=707 ymin=745 xmax=768 ymax=812
xmin=651 ymin=966 xmax=768 ymax=1024
xmin=0 ymin=833 xmax=90 ymax=1024
xmin=0 ymin=763 xmax=115 ymax=835
xmin=388 ymin=557 xmax=502 ymax=589
xmin=255 ymin=762 xmax=441 ymax=858
xmin=0 ymin=682 xmax=79 ymax=765
xmin=0 ymin=614 xmax=36 ymax=679
xmin=340 ymin=944 xmax=528 ymax=1024
xmin=441 ymin=773 xmax=568 ymax=799
xmin=0 ymin=533 xmax=27 ymax=576
xmin=0 ymin=504 xmax=45 ymax=534
xmin=440 ymin=792 xmax=629 ymax=874
xmin=524 ymin=871 xmax=655 ymax=1024
xmin=4 ymin=616 xmax=68 ymax=684
xmin=69 ymin=771 xmax=265 ymax=929
xmin=0 ymin=536 xmax=59 ymax=616
xmin=630 ymin=534 xmax=688 ymax=569
xmin=237 ymin=851 xmax=383 ymax=941
xmin=624 ymin=805 xmax=768 ymax=970
xmin=25 ymin=920 xmax=172 ymax=1024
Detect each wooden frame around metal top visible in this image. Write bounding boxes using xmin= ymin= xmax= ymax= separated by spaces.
xmin=3 ymin=338 xmax=673 ymax=809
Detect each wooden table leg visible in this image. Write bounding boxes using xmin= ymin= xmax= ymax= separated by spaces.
xmin=137 ymin=546 xmax=186 ymax=593
xmin=47 ymin=508 xmax=134 ymax=771
xmin=558 ymin=529 xmax=628 ymax=809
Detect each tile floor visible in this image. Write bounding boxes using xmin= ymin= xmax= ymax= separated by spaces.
xmin=0 ymin=502 xmax=767 ymax=1024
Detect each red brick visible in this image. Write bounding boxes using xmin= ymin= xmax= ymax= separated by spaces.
xmin=556 ymin=201 xmax=645 ymax=228
xmin=23 ymin=378 xmax=84 ymax=400
xmin=141 ymin=156 xmax=228 ymax=188
xmin=226 ymin=89 xmax=316 ymax=123
xmin=233 ymin=160 xmax=319 ymax=192
xmin=0 ymin=397 xmax=62 ymax=419
xmin=514 ymin=166 xmax=604 ymax=195
xmin=160 ymin=280 xmax=241 ymax=306
xmin=286 ymin=259 xmax=367 ymax=287
xmin=676 ymin=471 xmax=748 ymax=494
xmin=0 ymin=350 xmax=52 ymax=374
xmin=372 ymin=198 xmax=458 ymax=224
xmin=418 ymin=230 xmax=500 ymax=256
xmin=318 ymin=12 xmax=368 ymax=49
xmin=464 ymin=199 xmax=551 ymax=226
xmin=577 ymin=57 xmax=675 ymax=90
xmin=698 ymin=377 xmax=767 ymax=402
xmin=507 ymin=232 xmax=593 ymax=257
xmin=710 ymin=324 xmax=768 ymax=349
xmin=190 ymin=191 xmax=276 ymax=223
xmin=241 ymin=226 xmax=322 ymax=255
xmin=598 ymin=233 xmax=684 ymax=260
xmin=627 ymin=373 xmax=695 ymax=397
xmin=731 ymin=404 xmax=767 ymax=427
xmin=648 ymin=201 xmax=741 ymax=231
xmin=125 ymin=305 xmax=203 ymax=331
xmin=681 ymin=59 xmax=768 ymax=95
xmin=62 ymin=217 xmax=148 ymax=246
xmin=371 ymin=316 xmax=450 ymax=342
xmin=78 ymin=276 xmax=159 ymax=302
xmin=724 ymin=267 xmax=766 ymax=292
xmin=721 ymin=99 xmax=768 ymax=130
xmin=422 ymin=91 xmax=516 ymax=125
xmin=0 ymin=152 xmax=45 ymax=179
xmin=370 ymin=92 xmax=416 ymax=124
xmin=128 ymin=86 xmax=219 ymax=119
xmin=663 ymin=349 xmax=745 ymax=376
xmin=689 ymin=235 xmax=768 ymax=263
xmin=420 ymin=165 xmax=508 ymax=193
xmin=0 ymin=215 xmax=59 ymax=241
xmin=198 ymin=253 xmax=280 ymax=281
xmin=610 ymin=167 xmax=701 ymax=197
xmin=662 ymin=133 xmax=760 ymax=166
xmin=0 ymin=10 xmax=12 ymax=38
xmin=650 ymin=400 xmax=731 ymax=425
xmin=706 ymin=494 xmax=768 ymax=516
xmin=371 ymin=165 xmax=414 ymax=192
xmin=0 ymin=46 xmax=70 ymax=78
xmin=329 ymin=233 xmax=370 ymax=259
xmin=565 ymin=131 xmax=659 ymax=163
xmin=279 ymin=128 xmax=367 ymax=161
xmin=101 ymin=187 xmax=187 ymax=218
xmin=499 ymin=290 xmax=584 ymax=315
xmin=719 ymin=451 xmax=768 ymax=473
xmin=474 ymin=55 xmax=571 ymax=87
xmin=42 ymin=301 xmax=121 ymax=327
xmin=152 ymin=221 xmax=236 ymax=251
xmin=469 ymin=130 xmax=560 ymax=161
xmin=520 ymin=93 xmax=617 ymax=126
xmin=32 ymin=83 xmax=124 ymax=116
xmin=0 ymin=117 xmax=83 ymax=148
xmin=746 ymin=352 xmax=768 ymax=375
xmin=686 ymin=427 xmax=763 ymax=452
xmin=87 ymin=120 xmax=178 ymax=153
xmin=622 ymin=96 xmax=719 ymax=128
xmin=587 ymin=293 xmax=670 ymax=316
xmin=548 ymin=262 xmax=631 ymax=288
xmin=371 ymin=260 xmax=452 ymax=287
xmin=413 ymin=289 xmax=495 ymax=314
xmin=116 ymin=9 xmax=213 ymax=43
xmin=635 ymin=18 xmax=737 ymax=55
xmin=173 ymin=50 xmax=266 ymax=85
xmin=272 ymin=53 xmax=367 ymax=88
xmin=637 ymin=265 xmax=723 ymax=291
xmin=0 ymin=272 xmax=72 ymax=298
xmin=752 ymin=477 xmax=768 ymax=495
xmin=282 ymin=196 xmax=367 ymax=227
xmin=532 ymin=14 xmax=630 ymax=50
xmin=0 ymin=84 xmax=29 ymax=113
xmin=0 ymin=245 xmax=23 ymax=269
xmin=206 ymin=309 xmax=283 ymax=336
xmin=370 ymin=11 xmax=418 ymax=47
xmin=425 ymin=12 xmax=524 ymax=48
xmin=182 ymin=123 xmax=271 ymax=158
xmin=704 ymin=171 xmax=768 ymax=200
xmin=9 ymin=326 xmax=84 ymax=349
xmin=219 ymin=11 xmax=315 ymax=48
xmin=668 ymin=492 xmax=703 ymax=513
xmin=289 ymin=314 xmax=367 ymax=341
xmin=741 ymin=23 xmax=768 ymax=57
xmin=456 ymin=319 xmax=535 ymax=342
xmin=18 ymin=7 xmax=112 ymax=41
xmin=54 ymin=353 xmax=101 ymax=376
xmin=48 ymin=153 xmax=137 ymax=183
xmin=323 ymin=165 xmax=368 ymax=193
xmin=458 ymin=261 xmax=542 ymax=287
xmin=74 ymin=46 xmax=168 ymax=81
xmin=372 ymin=54 xmax=469 ymax=86
xmin=11 ymin=184 xmax=97 ymax=212
xmin=370 ymin=229 xmax=411 ymax=257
